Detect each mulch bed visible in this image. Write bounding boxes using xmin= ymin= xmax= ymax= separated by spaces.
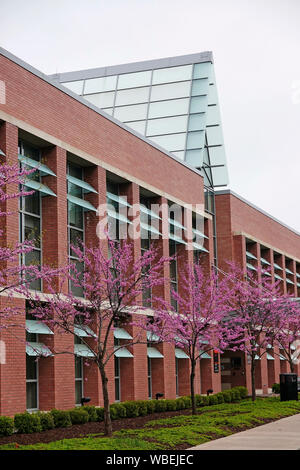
xmin=0 ymin=408 xmax=193 ymax=447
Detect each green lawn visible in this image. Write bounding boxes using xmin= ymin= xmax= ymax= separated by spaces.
xmin=2 ymin=397 xmax=300 ymax=450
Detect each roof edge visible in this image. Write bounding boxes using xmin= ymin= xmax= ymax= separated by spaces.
xmin=48 ymin=51 xmax=213 ymax=83
xmin=215 ymin=189 xmax=300 ymax=238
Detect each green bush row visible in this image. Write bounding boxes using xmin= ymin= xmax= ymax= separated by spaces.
xmin=0 ymin=386 xmax=248 ymax=437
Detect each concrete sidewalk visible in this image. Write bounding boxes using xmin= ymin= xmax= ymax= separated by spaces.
xmin=190 ymin=413 xmax=300 ymax=450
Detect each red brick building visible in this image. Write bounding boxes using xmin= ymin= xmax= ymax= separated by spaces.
xmin=0 ymin=48 xmax=299 ymax=415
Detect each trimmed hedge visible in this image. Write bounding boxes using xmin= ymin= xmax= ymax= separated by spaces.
xmin=272 ymin=383 xmax=280 ymax=394
xmin=0 ymin=386 xmax=248 ymax=436
xmin=0 ymin=416 xmax=14 ymax=437
xmin=14 ymin=412 xmax=42 ymax=434
xmin=50 ymin=409 xmax=72 ymax=428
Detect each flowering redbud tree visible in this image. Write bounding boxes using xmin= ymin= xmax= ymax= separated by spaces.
xmin=273 ymin=299 xmax=300 ymax=373
xmin=221 ymin=263 xmax=296 ymax=400
xmin=140 ymin=261 xmax=231 ymax=415
xmin=0 ymin=160 xmax=40 ymax=325
xmin=24 ymin=239 xmax=168 ymax=436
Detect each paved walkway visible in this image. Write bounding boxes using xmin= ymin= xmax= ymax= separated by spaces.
xmin=190 ymin=413 xmax=300 ymax=450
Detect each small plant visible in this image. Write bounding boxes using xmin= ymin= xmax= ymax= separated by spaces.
xmin=122 ymin=401 xmax=139 ymax=418
xmin=37 ymin=412 xmax=55 ymax=431
xmin=110 ymin=404 xmax=126 ymax=420
xmin=135 ymin=401 xmax=148 ymax=416
xmin=175 ymin=398 xmax=186 ymax=410
xmin=50 ymin=409 xmax=72 ymax=428
xmin=215 ymin=393 xmax=225 ymax=404
xmin=208 ymin=395 xmax=218 ymax=405
xmin=222 ymin=391 xmax=232 ymax=403
xmin=165 ymin=399 xmax=177 ymax=411
xmin=14 ymin=412 xmax=42 ymax=434
xmin=195 ymin=394 xmax=203 ymax=406
xmin=234 ymin=386 xmax=248 ymax=399
xmin=201 ymin=396 xmax=209 ymax=406
xmin=146 ymin=400 xmax=156 ymax=414
xmin=154 ymin=399 xmax=167 ymax=412
xmin=272 ymin=383 xmax=280 ymax=394
xmin=83 ymin=406 xmax=98 ymax=422
xmin=0 ymin=416 xmax=14 ymax=436
xmin=95 ymin=407 xmax=104 ymax=422
xmin=231 ymin=389 xmax=241 ymax=402
xmin=69 ymin=408 xmax=89 ymax=425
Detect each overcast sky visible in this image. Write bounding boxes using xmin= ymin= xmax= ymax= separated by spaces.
xmin=1 ymin=0 xmax=299 ymax=231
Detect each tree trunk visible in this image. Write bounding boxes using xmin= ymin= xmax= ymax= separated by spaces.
xmin=251 ymin=357 xmax=256 ymax=401
xmin=190 ymin=359 xmax=196 ymax=415
xmin=98 ymin=361 xmax=112 ymax=436
xmin=289 ymin=359 xmax=295 ymax=373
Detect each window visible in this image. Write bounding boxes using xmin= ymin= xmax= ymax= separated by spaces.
xmin=147 ymin=357 xmax=152 ymax=399
xmin=114 ymin=103 xmax=148 ymax=122
xmin=150 ymin=81 xmax=190 ymax=102
xmin=19 ymin=141 xmax=42 ymax=291
xmin=169 ymin=240 xmax=178 ymax=311
xmin=114 ymin=338 xmax=121 ymax=402
xmin=75 ymin=335 xmax=84 ymax=405
xmin=84 ymin=92 xmax=115 ymax=109
xmin=84 ymin=76 xmax=117 ymax=94
xmin=148 ymin=98 xmax=189 ymax=119
xmin=107 ymin=181 xmax=131 ymax=241
xmin=26 ymin=352 xmax=38 ymax=411
xmin=118 ymin=70 xmax=152 ymax=89
xmin=175 ymin=357 xmax=179 ymax=397
xmin=152 ymin=65 xmax=192 ymax=85
xmin=146 ymin=115 xmax=188 ymax=137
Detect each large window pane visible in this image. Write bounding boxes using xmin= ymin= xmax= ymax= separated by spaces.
xmin=68 ymin=202 xmax=84 ymax=229
xmin=26 ymin=355 xmax=37 ymax=380
xmin=115 ymin=87 xmax=149 ymax=106
xmin=152 ymin=65 xmax=192 ymax=85
xmin=70 ymin=260 xmax=84 ymax=297
xmin=84 ymin=76 xmax=117 ymax=94
xmin=24 ymin=192 xmax=40 ymax=215
xmin=186 ymin=131 xmax=205 ymax=150
xmin=68 ymin=181 xmax=83 ymax=198
xmin=208 ymin=145 xmax=225 ymax=166
xmin=190 ymin=96 xmax=208 ymax=114
xmin=83 ymin=92 xmax=115 ymax=108
xmin=26 ymin=382 xmax=38 ymax=410
xmin=23 ymin=142 xmax=40 ymax=162
xmin=24 ymin=250 xmax=41 ymax=290
xmin=206 ymin=125 xmax=223 ymax=146
xmin=193 ymin=62 xmax=212 ymax=79
xmin=69 ymin=228 xmax=84 ymax=256
xmin=125 ymin=121 xmax=146 ymax=134
xmin=172 ymin=151 xmax=185 ymax=160
xmin=150 ymin=81 xmax=190 ymax=102
xmin=188 ymin=113 xmax=206 ymax=131
xmin=191 ymin=78 xmax=209 ymax=96
xmin=118 ymin=70 xmax=151 ymax=89
xmin=24 ymin=215 xmax=41 ymax=248
xmin=185 ymin=149 xmax=204 ymax=166
xmin=150 ymin=133 xmax=186 ymax=151
xmin=75 ymin=356 xmax=83 ymax=379
xmin=63 ymin=80 xmax=84 ymax=95
xmin=211 ymin=166 xmax=229 ymax=186
xmin=114 ymin=103 xmax=148 ymax=122
xmin=207 ymin=84 xmax=218 ymax=105
xmin=75 ymin=380 xmax=83 ymax=405
xmin=206 ymin=105 xmax=220 ymax=126
xmin=148 ymin=98 xmax=189 ymax=119
xmin=147 ymin=115 xmax=188 ymax=136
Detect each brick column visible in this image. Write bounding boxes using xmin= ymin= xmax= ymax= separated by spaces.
xmin=0 ymin=122 xmax=27 ymax=415
xmin=39 ymin=145 xmax=75 ymax=410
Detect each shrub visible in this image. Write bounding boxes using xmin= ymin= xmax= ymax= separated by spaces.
xmin=231 ymin=389 xmax=241 ymax=402
xmin=234 ymin=386 xmax=248 ymax=399
xmin=95 ymin=407 xmax=104 ymax=422
xmin=222 ymin=391 xmax=232 ymax=403
xmin=201 ymin=396 xmax=209 ymax=406
xmin=50 ymin=409 xmax=72 ymax=428
xmin=146 ymin=400 xmax=156 ymax=414
xmin=154 ymin=399 xmax=167 ymax=412
xmin=215 ymin=393 xmax=224 ymax=404
xmin=37 ymin=412 xmax=55 ymax=431
xmin=208 ymin=394 xmax=218 ymax=406
xmin=0 ymin=416 xmax=14 ymax=436
xmin=135 ymin=400 xmax=148 ymax=416
xmin=83 ymin=406 xmax=98 ymax=422
xmin=14 ymin=412 xmax=42 ymax=434
xmin=69 ymin=408 xmax=89 ymax=425
xmin=110 ymin=403 xmax=126 ymax=420
xmin=181 ymin=396 xmax=192 ymax=409
xmin=122 ymin=401 xmax=139 ymax=418
xmin=175 ymin=398 xmax=186 ymax=410
xmin=165 ymin=399 xmax=177 ymax=411
xmin=272 ymin=383 xmax=280 ymax=394
xmin=195 ymin=394 xmax=203 ymax=407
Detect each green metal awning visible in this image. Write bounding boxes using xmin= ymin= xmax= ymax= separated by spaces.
xmin=168 ymin=218 xmax=186 ymax=231
xmin=26 ymin=342 xmax=52 ymax=357
xmin=274 ymin=263 xmax=283 ymax=271
xmin=175 ymin=348 xmax=189 ymax=359
xmin=246 ymin=263 xmax=257 ymax=272
xmin=23 ymin=178 xmax=56 ymax=197
xmin=274 ymin=273 xmax=284 ymax=281
xmin=26 ymin=320 xmax=53 ymax=335
xmin=74 ymin=324 xmax=96 ymax=338
xmin=286 ymin=279 xmax=294 ymax=285
xmin=200 ymin=350 xmax=211 ymax=359
xmin=74 ymin=343 xmax=95 ymax=358
xmin=192 ymin=227 xmax=208 ymax=239
xmin=67 ymin=194 xmax=97 ymax=212
xmin=285 ymin=268 xmax=294 ymax=275
xmin=262 ymin=271 xmax=272 ymax=277
xmin=296 ymin=273 xmax=300 ymax=279
xmin=107 ymin=191 xmax=132 ymax=208
xmin=260 ymin=257 xmax=271 ymax=266
xmin=280 ymin=354 xmax=287 ymax=361
xmin=107 ymin=208 xmax=132 ymax=224
xmin=18 ymin=155 xmax=56 ymax=177
xmin=147 ymin=347 xmax=164 ymax=358
xmin=169 ymin=233 xmax=187 ymax=245
xmin=114 ymin=346 xmax=133 ymax=358
xmin=246 ymin=251 xmax=257 ymax=261
xmin=147 ymin=331 xmax=160 ymax=342
xmin=140 ymin=222 xmax=161 ymax=236
xmin=193 ymin=242 xmax=209 ymax=253
xmin=267 ymin=353 xmax=274 ymax=360
xmin=0 ymin=149 xmax=6 ymax=157
xmin=114 ymin=327 xmax=133 ymax=340
xmin=140 ymin=205 xmax=161 ymax=220
xmin=67 ymin=175 xmax=98 ymax=194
